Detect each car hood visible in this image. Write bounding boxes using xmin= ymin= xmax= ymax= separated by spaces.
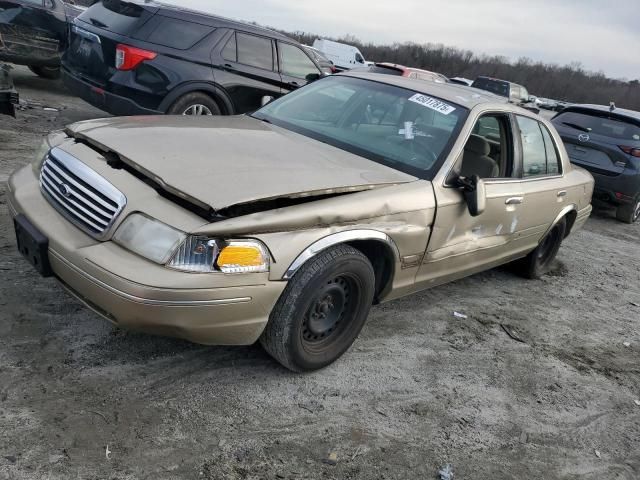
xmin=65 ymin=115 xmax=417 ymax=212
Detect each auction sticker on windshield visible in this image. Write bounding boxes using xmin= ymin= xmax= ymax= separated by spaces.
xmin=408 ymin=94 xmax=456 ymax=115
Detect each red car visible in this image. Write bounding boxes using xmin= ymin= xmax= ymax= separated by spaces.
xmin=368 ymin=63 xmax=449 ymax=83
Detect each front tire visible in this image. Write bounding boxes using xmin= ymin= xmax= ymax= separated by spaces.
xmin=28 ymin=66 xmax=61 ymax=80
xmin=260 ymin=245 xmax=375 ymax=372
xmin=166 ymin=92 xmax=221 ymax=116
xmin=615 ymin=197 xmax=640 ymax=224
xmin=515 ymin=217 xmax=567 ymax=279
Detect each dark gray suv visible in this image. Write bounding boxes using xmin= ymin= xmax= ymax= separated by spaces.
xmin=552 ymin=105 xmax=640 ymax=223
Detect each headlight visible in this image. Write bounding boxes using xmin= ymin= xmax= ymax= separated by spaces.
xmin=167 ymin=237 xmax=270 ymax=274
xmin=114 ymin=214 xmax=270 ymax=273
xmin=113 ymin=213 xmax=186 ymax=264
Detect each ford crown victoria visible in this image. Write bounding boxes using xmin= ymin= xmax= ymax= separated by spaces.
xmin=8 ymin=73 xmax=594 ymax=371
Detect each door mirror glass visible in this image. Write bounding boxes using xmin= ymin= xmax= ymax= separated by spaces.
xmin=456 ymin=175 xmax=486 ymax=217
xmin=305 ymin=72 xmax=321 ymax=82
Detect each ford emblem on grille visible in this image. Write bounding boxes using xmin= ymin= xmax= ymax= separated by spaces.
xmin=58 ymin=183 xmax=72 ymax=198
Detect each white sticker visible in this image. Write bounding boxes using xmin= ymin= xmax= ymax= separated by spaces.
xmin=408 ymin=93 xmax=456 ymax=115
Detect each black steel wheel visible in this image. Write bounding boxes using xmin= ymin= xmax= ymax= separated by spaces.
xmin=515 ymin=216 xmax=567 ymax=279
xmin=260 ymin=245 xmax=375 ymax=372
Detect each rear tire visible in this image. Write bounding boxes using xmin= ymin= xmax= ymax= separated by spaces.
xmin=615 ymin=197 xmax=640 ymax=224
xmin=260 ymin=245 xmax=375 ymax=372
xmin=28 ymin=66 xmax=61 ymax=80
xmin=166 ymin=92 xmax=221 ymax=116
xmin=514 ymin=217 xmax=567 ymax=279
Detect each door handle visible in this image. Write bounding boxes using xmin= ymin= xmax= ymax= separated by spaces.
xmin=505 ymin=197 xmax=523 ymax=205
xmin=557 ymin=190 xmax=567 ymax=197
xmin=288 ymin=81 xmax=299 ymax=87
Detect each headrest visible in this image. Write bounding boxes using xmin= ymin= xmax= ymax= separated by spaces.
xmin=465 ymin=134 xmax=491 ymax=156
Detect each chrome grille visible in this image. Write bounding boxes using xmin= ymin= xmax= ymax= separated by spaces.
xmin=40 ymin=147 xmax=126 ymax=239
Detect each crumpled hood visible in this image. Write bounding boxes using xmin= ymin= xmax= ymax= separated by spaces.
xmin=66 ymin=115 xmax=417 ymax=212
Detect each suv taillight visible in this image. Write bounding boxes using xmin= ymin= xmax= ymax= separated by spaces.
xmin=619 ymin=146 xmax=640 ymax=158
xmin=115 ymin=44 xmax=157 ymax=71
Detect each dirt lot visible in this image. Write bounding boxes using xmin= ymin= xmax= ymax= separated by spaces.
xmin=1 ymin=66 xmax=639 ymax=480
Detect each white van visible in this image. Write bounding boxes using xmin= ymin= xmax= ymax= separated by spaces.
xmin=312 ymin=39 xmax=367 ymax=71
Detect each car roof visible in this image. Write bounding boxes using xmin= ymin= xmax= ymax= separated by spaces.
xmin=563 ymin=104 xmax=640 ymax=122
xmin=340 ymin=71 xmax=508 ymax=108
xmin=148 ymin=1 xmax=294 ymax=42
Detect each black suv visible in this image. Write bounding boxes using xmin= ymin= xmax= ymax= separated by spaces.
xmin=552 ymin=105 xmax=640 ymax=223
xmin=62 ymin=0 xmax=324 ymax=116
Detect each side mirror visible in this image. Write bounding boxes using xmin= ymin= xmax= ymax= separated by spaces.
xmin=260 ymin=96 xmax=274 ymax=107
xmin=456 ymin=175 xmax=486 ymax=217
xmin=305 ymin=73 xmax=321 ymax=82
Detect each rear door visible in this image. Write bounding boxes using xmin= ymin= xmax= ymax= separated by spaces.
xmin=64 ymin=1 xmax=158 ymax=87
xmin=277 ymin=41 xmax=322 ymax=92
xmin=214 ymin=30 xmax=282 ymax=113
xmin=553 ymin=109 xmax=640 ymax=176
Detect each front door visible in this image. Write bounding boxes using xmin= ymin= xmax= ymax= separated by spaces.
xmin=417 ymin=113 xmax=528 ymax=287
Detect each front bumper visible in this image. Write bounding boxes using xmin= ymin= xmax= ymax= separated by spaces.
xmin=7 ymin=164 xmax=285 ymax=345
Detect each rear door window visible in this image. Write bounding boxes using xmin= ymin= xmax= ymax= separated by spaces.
xmin=517 ymin=116 xmax=562 ymax=177
xmin=236 ymin=32 xmax=274 ymax=71
xmin=540 ymin=125 xmax=561 ymax=174
xmin=554 ymin=111 xmax=640 ymax=142
xmin=146 ymin=17 xmax=214 ymax=50
xmin=279 ymin=43 xmax=320 ymax=80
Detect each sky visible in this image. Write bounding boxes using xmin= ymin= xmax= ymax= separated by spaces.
xmin=160 ymin=0 xmax=639 ymax=80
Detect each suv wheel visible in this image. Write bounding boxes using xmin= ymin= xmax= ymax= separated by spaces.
xmin=167 ymin=92 xmax=221 ymax=116
xmin=616 ymin=197 xmax=640 ymax=224
xmin=260 ymin=245 xmax=375 ymax=372
xmin=514 ymin=217 xmax=567 ymax=279
xmin=28 ymin=66 xmax=61 ymax=80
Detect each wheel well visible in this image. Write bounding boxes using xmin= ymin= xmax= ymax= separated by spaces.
xmin=185 ymin=90 xmax=228 ymax=115
xmin=346 ymin=240 xmax=395 ymax=303
xmin=163 ymin=87 xmax=233 ymax=115
xmin=564 ymin=210 xmax=577 ymax=238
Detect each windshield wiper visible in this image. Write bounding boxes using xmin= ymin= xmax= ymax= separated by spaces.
xmin=562 ymin=121 xmax=591 ymax=133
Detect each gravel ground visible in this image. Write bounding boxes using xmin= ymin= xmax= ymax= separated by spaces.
xmin=1 ymin=66 xmax=639 ymax=480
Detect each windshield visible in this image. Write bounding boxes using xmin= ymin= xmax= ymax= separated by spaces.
xmin=252 ymin=76 xmax=468 ymax=179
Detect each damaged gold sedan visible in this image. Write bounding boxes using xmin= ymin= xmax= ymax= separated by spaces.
xmin=8 ymin=73 xmax=594 ymax=371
